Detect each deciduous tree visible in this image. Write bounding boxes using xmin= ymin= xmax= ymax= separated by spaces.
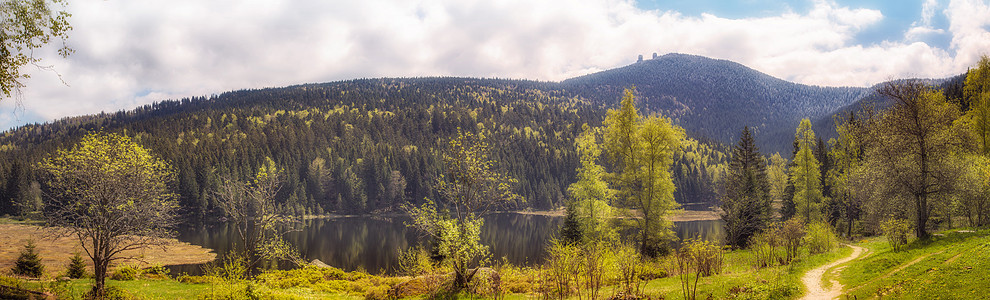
xmin=862 ymin=81 xmax=965 ymax=239
xmin=405 ymin=129 xmax=521 ymax=290
xmin=604 ymin=88 xmax=683 ymax=257
xmin=37 ymin=132 xmax=177 ymax=296
xmin=1 ymin=0 xmax=72 ymax=100
xmin=789 ymin=119 xmax=823 ymax=222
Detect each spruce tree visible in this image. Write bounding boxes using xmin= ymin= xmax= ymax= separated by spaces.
xmin=67 ymin=252 xmax=87 ymax=279
xmin=12 ymin=240 xmax=44 ymax=278
xmin=721 ymin=127 xmax=772 ymax=248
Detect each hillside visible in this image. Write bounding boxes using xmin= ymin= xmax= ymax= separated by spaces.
xmin=0 ymin=54 xmax=963 ymax=219
xmin=0 ymin=78 xmax=727 ymax=218
xmin=562 ymin=53 xmax=873 ymax=153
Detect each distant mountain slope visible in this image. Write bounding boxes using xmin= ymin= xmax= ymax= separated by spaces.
xmin=810 ymin=74 xmax=966 ymax=144
xmin=0 ymin=54 xmax=964 ymax=218
xmin=561 ymin=53 xmax=871 ymax=154
xmin=0 ymin=78 xmax=727 ymax=218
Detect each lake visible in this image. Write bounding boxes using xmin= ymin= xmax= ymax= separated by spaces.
xmin=171 ymin=212 xmax=724 ymax=275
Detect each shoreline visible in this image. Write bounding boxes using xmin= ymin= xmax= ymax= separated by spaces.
xmin=0 ymin=223 xmax=216 ymax=276
xmin=297 ymin=208 xmax=722 ymax=222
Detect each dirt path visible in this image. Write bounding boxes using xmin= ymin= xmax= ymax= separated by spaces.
xmin=800 ymin=245 xmax=865 ymax=300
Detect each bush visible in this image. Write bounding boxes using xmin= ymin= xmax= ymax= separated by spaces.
xmin=12 ymin=240 xmax=44 ymax=278
xmin=85 ymin=285 xmax=133 ymax=300
xmin=66 ymin=252 xmax=87 ymax=279
xmin=674 ymin=238 xmax=726 ymax=300
xmin=110 ymin=265 xmax=140 ymax=281
xmin=202 ymin=254 xmax=248 ymax=282
xmin=143 ymin=264 xmax=171 ymax=279
xmin=779 ymin=219 xmax=805 ymax=264
xmin=749 ymin=224 xmax=781 ymax=268
xmin=881 ymin=218 xmax=911 ymax=252
xmin=396 ymin=246 xmax=435 ymax=276
xmin=539 ymin=240 xmax=581 ymax=299
xmin=804 ymin=222 xmax=839 ymax=254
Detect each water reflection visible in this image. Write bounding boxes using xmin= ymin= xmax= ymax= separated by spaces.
xmin=172 ymin=213 xmax=723 ymax=275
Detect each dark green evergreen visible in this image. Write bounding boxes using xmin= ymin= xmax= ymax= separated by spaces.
xmin=12 ymin=240 xmax=44 ymax=278
xmin=721 ymin=127 xmax=772 ymax=248
xmin=67 ymin=252 xmax=87 ymax=279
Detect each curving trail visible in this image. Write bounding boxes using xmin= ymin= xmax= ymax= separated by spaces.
xmin=800 ymin=244 xmax=865 ymax=300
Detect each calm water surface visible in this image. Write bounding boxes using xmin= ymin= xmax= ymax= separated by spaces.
xmin=173 ymin=212 xmax=724 ymax=274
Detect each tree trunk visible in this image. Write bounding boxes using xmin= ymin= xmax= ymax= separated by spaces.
xmin=93 ymin=257 xmax=107 ymax=296
xmin=847 ymin=216 xmax=853 ymax=238
xmin=916 ymin=194 xmax=930 ymax=240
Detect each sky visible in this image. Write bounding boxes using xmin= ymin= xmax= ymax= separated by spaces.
xmin=2 ymin=0 xmax=990 ymax=131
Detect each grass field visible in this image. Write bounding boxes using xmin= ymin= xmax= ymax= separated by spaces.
xmin=839 ymin=228 xmax=990 ymax=299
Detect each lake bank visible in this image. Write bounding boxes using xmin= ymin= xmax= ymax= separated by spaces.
xmin=0 ymin=223 xmax=216 ymax=276
xmin=299 ymin=207 xmax=722 ymax=222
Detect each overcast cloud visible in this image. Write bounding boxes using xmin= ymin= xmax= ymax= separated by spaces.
xmin=3 ymin=0 xmax=990 ymax=131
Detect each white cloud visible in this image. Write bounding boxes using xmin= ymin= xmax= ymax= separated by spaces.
xmin=4 ymin=0 xmax=990 ymax=130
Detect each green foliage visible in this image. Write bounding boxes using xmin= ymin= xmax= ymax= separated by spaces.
xmin=862 ymin=82 xmax=964 ymax=240
xmin=405 ymin=129 xmax=521 ymax=290
xmin=766 ymin=153 xmax=788 ymax=213
xmin=722 ymin=126 xmax=772 ymax=249
xmin=36 ymin=132 xmax=178 ymax=293
xmin=203 ymin=254 xmax=249 ymax=282
xmin=790 ymin=119 xmax=824 ymax=222
xmin=604 ymin=88 xmax=684 ymax=257
xmin=11 ymin=239 xmax=43 ymax=278
xmin=964 ymin=55 xmax=990 ymax=154
xmin=406 ymin=200 xmax=488 ymax=289
xmin=778 ymin=219 xmax=805 ymax=264
xmin=540 ymin=240 xmax=581 ymax=299
xmin=749 ymin=225 xmax=782 ymax=268
xmin=565 ymin=125 xmax=617 ymax=244
xmin=66 ymin=252 xmax=86 ymax=279
xmin=84 ymin=285 xmax=135 ymax=300
xmin=827 ymin=113 xmax=865 ymax=237
xmin=0 ymin=0 xmax=73 ymax=99
xmin=674 ymin=238 xmax=726 ymax=300
xmin=803 ymin=222 xmax=838 ymax=254
xmin=956 ymin=154 xmax=990 ymax=227
xmin=110 ymin=266 xmax=140 ymax=281
xmin=396 ymin=246 xmax=436 ymax=276
xmin=880 ymin=218 xmax=910 ymax=252
xmin=214 ymin=158 xmax=301 ymax=275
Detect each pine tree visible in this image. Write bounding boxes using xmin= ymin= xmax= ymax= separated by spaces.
xmin=721 ymin=127 xmax=771 ymax=248
xmin=12 ymin=240 xmax=44 ymax=278
xmin=67 ymin=252 xmax=87 ymax=279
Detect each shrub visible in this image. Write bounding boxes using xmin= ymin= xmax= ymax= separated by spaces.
xmin=779 ymin=219 xmax=806 ymax=264
xmin=880 ymin=218 xmax=911 ymax=252
xmin=674 ymin=238 xmax=726 ymax=300
xmin=110 ymin=265 xmax=140 ymax=281
xmin=85 ymin=285 xmax=133 ymax=300
xmin=202 ymin=254 xmax=248 ymax=282
xmin=66 ymin=252 xmax=87 ymax=279
xmin=539 ymin=240 xmax=581 ymax=299
xmin=396 ymin=246 xmax=435 ymax=276
xmin=805 ymin=222 xmax=839 ymax=254
xmin=12 ymin=240 xmax=44 ymax=278
xmin=612 ymin=243 xmax=643 ymax=296
xmin=749 ymin=224 xmax=781 ymax=268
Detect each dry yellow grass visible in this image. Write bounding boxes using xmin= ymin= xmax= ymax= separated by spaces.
xmin=0 ymin=223 xmax=215 ymax=276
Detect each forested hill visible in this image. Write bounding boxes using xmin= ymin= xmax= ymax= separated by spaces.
xmin=0 ymin=77 xmax=729 ymax=218
xmin=561 ymin=53 xmax=872 ymax=153
xmin=0 ymin=55 xmax=958 ymax=219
